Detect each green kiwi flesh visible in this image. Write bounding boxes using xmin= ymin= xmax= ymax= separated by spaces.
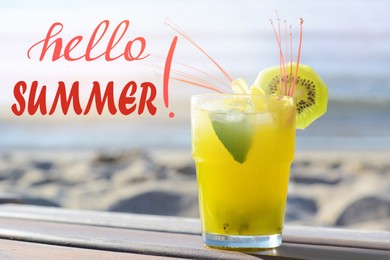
xmin=254 ymin=63 xmax=328 ymax=129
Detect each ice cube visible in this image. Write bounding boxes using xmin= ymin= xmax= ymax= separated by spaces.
xmin=210 ymin=109 xmax=245 ymax=123
xmin=225 ymin=110 xmax=246 ymax=122
xmin=224 ymin=110 xmax=245 ymax=123
xmin=198 ymin=101 xmax=223 ymax=112
xmin=252 ymin=112 xmax=273 ymax=125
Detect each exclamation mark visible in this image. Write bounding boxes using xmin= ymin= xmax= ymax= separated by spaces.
xmin=163 ymin=36 xmax=178 ymax=118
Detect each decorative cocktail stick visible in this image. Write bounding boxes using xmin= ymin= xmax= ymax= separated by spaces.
xmin=165 ymin=19 xmax=233 ymax=84
xmin=289 ymin=18 xmax=303 ymax=96
xmin=289 ymin=24 xmax=293 ymax=95
xmin=270 ymin=14 xmax=303 ymax=97
xmin=270 ymin=18 xmax=286 ymax=95
xmin=165 ymin=14 xmax=304 ymax=98
xmin=168 ymin=58 xmax=231 ymax=90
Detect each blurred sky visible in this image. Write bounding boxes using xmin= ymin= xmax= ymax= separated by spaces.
xmin=1 ymin=0 xmax=389 ymax=109
xmin=0 ymin=0 xmax=389 ymax=150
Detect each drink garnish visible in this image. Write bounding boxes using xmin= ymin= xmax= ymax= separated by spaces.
xmin=210 ymin=110 xmax=253 ymax=164
xmin=253 ymin=14 xmax=328 ymax=129
xmin=166 ymin=13 xmax=328 ymax=162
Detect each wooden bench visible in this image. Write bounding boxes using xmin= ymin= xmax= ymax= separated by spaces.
xmin=0 ymin=204 xmax=389 ymax=259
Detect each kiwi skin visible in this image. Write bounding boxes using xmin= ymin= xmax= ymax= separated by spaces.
xmin=254 ymin=63 xmax=328 ymax=129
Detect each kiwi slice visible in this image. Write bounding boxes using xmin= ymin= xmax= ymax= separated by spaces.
xmin=254 ymin=63 xmax=328 ymax=129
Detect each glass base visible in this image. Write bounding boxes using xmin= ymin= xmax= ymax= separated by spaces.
xmin=203 ymin=232 xmax=282 ymax=249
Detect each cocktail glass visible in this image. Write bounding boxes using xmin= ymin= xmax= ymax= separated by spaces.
xmin=191 ymin=93 xmax=296 ymax=249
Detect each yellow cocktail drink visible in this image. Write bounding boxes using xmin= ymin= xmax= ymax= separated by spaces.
xmin=191 ymin=94 xmax=296 ymax=248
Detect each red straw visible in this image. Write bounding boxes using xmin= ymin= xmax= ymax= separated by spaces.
xmin=166 ymin=19 xmax=233 ymax=83
xmin=170 ymin=77 xmax=225 ymax=93
xmin=270 ymin=19 xmax=285 ymax=96
xmin=284 ymin=20 xmax=288 ymax=95
xmin=289 ymin=25 xmax=293 ymax=95
xmin=289 ymin=18 xmax=304 ymax=96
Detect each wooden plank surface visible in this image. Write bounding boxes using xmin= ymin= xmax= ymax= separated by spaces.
xmin=0 ymin=204 xmax=388 ymax=251
xmin=0 ymin=239 xmax=184 ymax=260
xmin=0 ymin=217 xmax=262 ymax=260
xmin=0 ymin=209 xmax=389 ymax=259
xmin=0 ymin=216 xmax=388 ymax=260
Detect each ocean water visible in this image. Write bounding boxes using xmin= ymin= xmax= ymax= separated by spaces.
xmin=1 ymin=99 xmax=389 ymax=150
xmin=0 ymin=0 xmax=389 ymax=150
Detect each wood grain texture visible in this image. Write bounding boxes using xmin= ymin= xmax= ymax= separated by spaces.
xmin=0 ymin=204 xmax=388 ymax=250
xmin=0 ymin=204 xmax=389 ymax=260
xmin=0 ymin=239 xmax=182 ymax=260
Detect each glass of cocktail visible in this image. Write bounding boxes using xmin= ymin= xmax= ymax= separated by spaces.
xmin=165 ymin=14 xmax=327 ymax=250
xmin=191 ymin=93 xmax=296 ymax=249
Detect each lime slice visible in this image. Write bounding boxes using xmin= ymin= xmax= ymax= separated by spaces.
xmin=210 ymin=111 xmax=253 ymax=164
xmin=208 ymin=79 xmax=264 ymax=164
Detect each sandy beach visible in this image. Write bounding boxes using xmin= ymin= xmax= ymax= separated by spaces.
xmin=0 ymin=148 xmax=389 ymax=231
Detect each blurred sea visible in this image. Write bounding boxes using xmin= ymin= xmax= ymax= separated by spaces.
xmin=2 ymin=99 xmax=389 ymax=151
xmin=0 ymin=0 xmax=389 ymax=151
